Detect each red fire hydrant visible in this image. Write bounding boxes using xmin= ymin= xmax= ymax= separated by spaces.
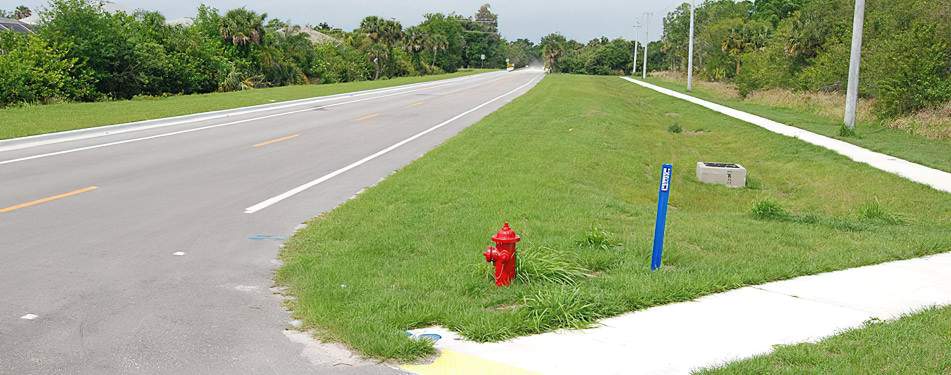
xmin=483 ymin=222 xmax=520 ymax=286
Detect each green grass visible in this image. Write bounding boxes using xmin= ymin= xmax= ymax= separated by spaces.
xmin=700 ymin=306 xmax=951 ymax=374
xmin=277 ymin=74 xmax=951 ymax=361
xmin=0 ymin=70 xmax=487 ymax=141
xmin=645 ymin=77 xmax=951 ymax=173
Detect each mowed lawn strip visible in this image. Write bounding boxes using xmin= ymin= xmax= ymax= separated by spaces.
xmin=645 ymin=77 xmax=951 ymax=173
xmin=0 ymin=70 xmax=486 ymax=141
xmin=700 ymin=306 xmax=951 ymax=374
xmin=277 ymin=74 xmax=951 ymax=360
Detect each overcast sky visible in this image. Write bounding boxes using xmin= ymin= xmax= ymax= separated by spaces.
xmin=3 ymin=0 xmax=686 ymax=42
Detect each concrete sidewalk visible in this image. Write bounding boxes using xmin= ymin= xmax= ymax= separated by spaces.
xmin=620 ymin=77 xmax=951 ymax=194
xmin=401 ymin=252 xmax=951 ymax=374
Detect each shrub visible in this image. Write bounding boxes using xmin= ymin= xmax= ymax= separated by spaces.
xmin=867 ymin=25 xmax=951 ymax=118
xmin=0 ymin=32 xmax=94 ymax=106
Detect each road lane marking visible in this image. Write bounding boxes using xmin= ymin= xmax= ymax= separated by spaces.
xmin=436 ymin=75 xmax=511 ymax=97
xmin=244 ymin=76 xmax=540 ymax=214
xmin=355 ymin=113 xmax=380 ymax=122
xmin=253 ymin=134 xmax=300 ymax=148
xmin=0 ymin=72 xmax=504 ymax=154
xmin=20 ymin=314 xmax=38 ymax=320
xmin=0 ymin=74 xmax=510 ymax=167
xmin=409 ymin=101 xmax=425 ymax=107
xmin=173 ymin=251 xmax=186 ymax=256
xmin=401 ymin=349 xmax=539 ymax=375
xmin=0 ymin=186 xmax=98 ymax=213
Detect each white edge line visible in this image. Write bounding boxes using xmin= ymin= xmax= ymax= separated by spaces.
xmin=0 ymin=72 xmax=501 ymax=153
xmin=620 ymin=76 xmax=951 ymax=194
xmin=0 ymin=75 xmax=499 ymax=167
xmin=244 ymin=75 xmax=541 ymax=214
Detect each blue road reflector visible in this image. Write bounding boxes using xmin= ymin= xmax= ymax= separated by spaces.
xmin=248 ymin=234 xmax=288 ymax=241
xmin=418 ymin=333 xmax=442 ymax=342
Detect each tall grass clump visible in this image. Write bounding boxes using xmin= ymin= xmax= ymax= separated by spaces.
xmin=751 ymin=199 xmax=790 ymax=221
xmin=520 ymin=288 xmax=603 ymax=331
xmin=576 ymin=226 xmax=621 ymax=250
xmin=516 ymin=246 xmax=589 ymax=285
xmin=859 ymin=199 xmax=905 ymax=225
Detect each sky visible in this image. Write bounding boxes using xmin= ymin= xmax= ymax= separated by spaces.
xmin=2 ymin=0 xmax=686 ymax=42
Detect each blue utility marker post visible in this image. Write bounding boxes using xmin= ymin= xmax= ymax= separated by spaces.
xmin=651 ymin=164 xmax=673 ymax=271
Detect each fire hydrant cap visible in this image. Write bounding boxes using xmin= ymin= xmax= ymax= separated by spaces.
xmin=491 ymin=222 xmax=521 ymax=244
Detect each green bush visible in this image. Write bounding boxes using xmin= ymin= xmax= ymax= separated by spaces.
xmin=0 ymin=32 xmax=94 ymax=106
xmin=867 ymin=25 xmax=951 ymax=117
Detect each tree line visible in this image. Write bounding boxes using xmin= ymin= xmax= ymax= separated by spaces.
xmin=539 ymin=34 xmax=641 ymax=76
xmin=0 ymin=1 xmax=544 ymax=107
xmin=656 ymin=0 xmax=951 ymax=118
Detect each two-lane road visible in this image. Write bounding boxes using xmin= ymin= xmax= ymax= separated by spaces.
xmin=0 ymin=69 xmax=543 ymax=374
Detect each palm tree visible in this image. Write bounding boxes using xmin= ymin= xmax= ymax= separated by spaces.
xmin=427 ymin=34 xmax=449 ymax=72
xmin=404 ymin=27 xmax=426 ymax=58
xmin=13 ymin=5 xmax=31 ymax=20
xmin=220 ymin=8 xmax=267 ymax=47
xmin=721 ymin=25 xmax=745 ymax=76
xmin=361 ymin=16 xmax=403 ymax=79
xmin=540 ymin=33 xmax=567 ymax=73
xmin=721 ymin=20 xmax=770 ymax=76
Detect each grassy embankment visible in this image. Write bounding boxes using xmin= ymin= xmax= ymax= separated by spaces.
xmin=645 ymin=73 xmax=951 ymax=172
xmin=702 ymin=306 xmax=951 ymax=374
xmin=277 ymin=74 xmax=951 ymax=360
xmin=0 ymin=70 xmax=487 ymax=141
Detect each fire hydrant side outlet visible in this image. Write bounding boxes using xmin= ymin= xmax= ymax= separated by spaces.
xmin=484 ymin=222 xmax=520 ymax=287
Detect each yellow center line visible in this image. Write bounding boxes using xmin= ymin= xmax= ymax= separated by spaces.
xmin=253 ymin=134 xmax=300 ymax=148
xmin=0 ymin=186 xmax=98 ymax=213
xmin=401 ymin=350 xmax=540 ymax=375
xmin=409 ymin=101 xmax=425 ymax=107
xmin=355 ymin=113 xmax=380 ymax=122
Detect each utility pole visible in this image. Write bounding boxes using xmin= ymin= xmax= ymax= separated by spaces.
xmin=632 ymin=40 xmax=639 ymax=76
xmin=843 ymin=0 xmax=865 ymax=131
xmin=633 ymin=23 xmax=641 ymax=76
xmin=687 ymin=0 xmax=696 ymax=91
xmin=642 ymin=12 xmax=650 ymax=79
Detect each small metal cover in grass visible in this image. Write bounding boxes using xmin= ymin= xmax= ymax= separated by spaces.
xmin=696 ymin=162 xmax=747 ymax=188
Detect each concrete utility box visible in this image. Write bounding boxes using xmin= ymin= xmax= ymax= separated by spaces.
xmin=696 ymin=162 xmax=747 ymax=188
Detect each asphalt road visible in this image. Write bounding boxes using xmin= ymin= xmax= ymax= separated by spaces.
xmin=0 ymin=69 xmax=543 ymax=374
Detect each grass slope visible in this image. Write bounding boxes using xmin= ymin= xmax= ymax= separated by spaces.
xmin=645 ymin=77 xmax=951 ymax=173
xmin=0 ymin=70 xmax=485 ymax=141
xmin=701 ymin=306 xmax=951 ymax=374
xmin=277 ymin=74 xmax=951 ymax=360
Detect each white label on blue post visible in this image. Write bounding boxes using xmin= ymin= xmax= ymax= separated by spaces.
xmin=661 ymin=167 xmax=671 ymax=192
xmin=651 ymin=164 xmax=672 ymax=271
